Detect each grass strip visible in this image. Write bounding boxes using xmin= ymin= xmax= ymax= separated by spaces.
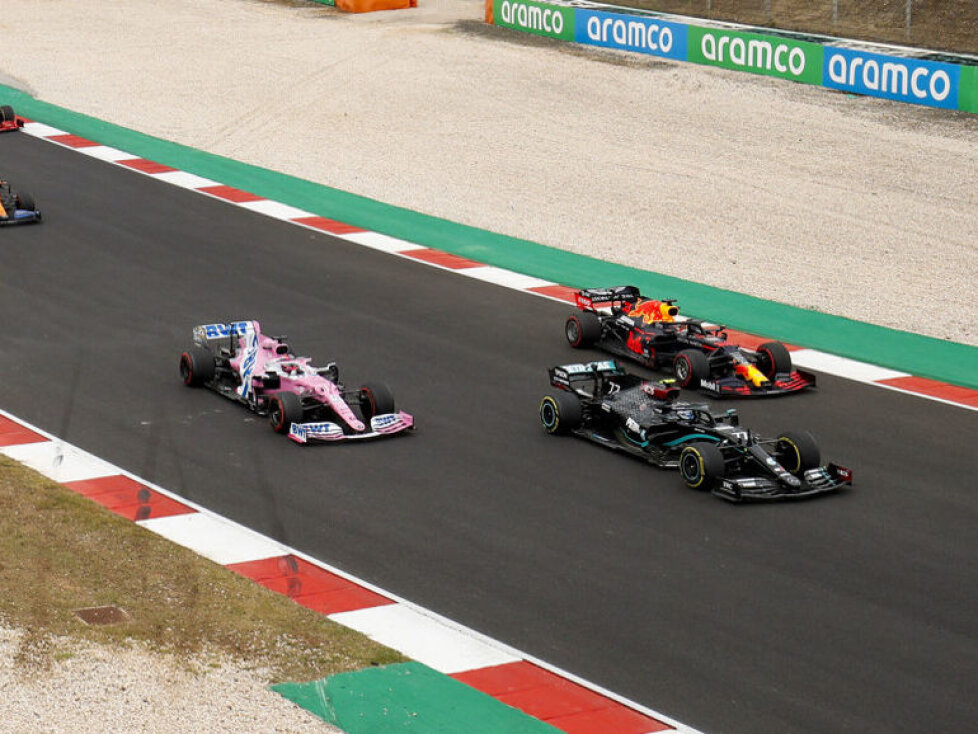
xmin=0 ymin=456 xmax=404 ymax=679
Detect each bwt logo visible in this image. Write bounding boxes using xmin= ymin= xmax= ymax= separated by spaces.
xmin=203 ymin=321 xmax=252 ymax=339
xmin=825 ymin=50 xmax=956 ymax=106
xmin=500 ymin=0 xmax=564 ymax=34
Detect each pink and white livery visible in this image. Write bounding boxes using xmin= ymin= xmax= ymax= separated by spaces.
xmin=179 ymin=320 xmax=414 ymax=443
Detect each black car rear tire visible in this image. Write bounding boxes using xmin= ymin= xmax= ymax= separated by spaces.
xmin=180 ymin=347 xmax=216 ymax=387
xmin=270 ymin=391 xmax=304 ymax=433
xmin=679 ymin=442 xmax=725 ymax=489
xmin=360 ymin=382 xmax=396 ymax=422
xmin=15 ymin=192 xmax=35 ymax=212
xmin=777 ymin=431 xmax=820 ymax=474
xmin=565 ymin=312 xmax=601 ymax=348
xmin=757 ymin=341 xmax=792 ymax=377
xmin=539 ymin=392 xmax=582 ymax=435
xmin=673 ymin=349 xmax=709 ymax=388
xmin=0 ymin=105 xmax=14 ymax=123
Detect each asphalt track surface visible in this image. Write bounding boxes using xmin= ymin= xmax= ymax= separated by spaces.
xmin=2 ymin=133 xmax=976 ymax=734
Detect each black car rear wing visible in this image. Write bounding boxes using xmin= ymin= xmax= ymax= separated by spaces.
xmin=549 ymin=360 xmax=624 ymax=389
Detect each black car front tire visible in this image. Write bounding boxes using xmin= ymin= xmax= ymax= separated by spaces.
xmin=777 ymin=431 xmax=821 ymax=474
xmin=679 ymin=442 xmax=725 ymax=489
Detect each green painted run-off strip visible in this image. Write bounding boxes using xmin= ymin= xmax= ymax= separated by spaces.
xmin=4 ymin=85 xmax=976 ymax=390
xmin=272 ymin=662 xmax=561 ymax=733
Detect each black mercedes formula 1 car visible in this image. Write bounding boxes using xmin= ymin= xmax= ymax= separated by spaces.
xmin=539 ymin=361 xmax=851 ymax=502
xmin=565 ymin=286 xmax=815 ymax=397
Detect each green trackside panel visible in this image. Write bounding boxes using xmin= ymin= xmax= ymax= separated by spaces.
xmin=272 ymin=662 xmax=561 ymax=733
xmin=959 ymin=65 xmax=978 ymax=113
xmin=4 ymin=84 xmax=976 ymax=389
xmin=493 ymin=0 xmax=575 ymax=41
xmin=688 ymin=26 xmax=823 ymax=85
xmin=308 ymin=0 xmax=336 ymax=5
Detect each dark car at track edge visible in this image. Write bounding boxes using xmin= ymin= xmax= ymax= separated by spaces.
xmin=565 ymin=286 xmax=815 ymax=397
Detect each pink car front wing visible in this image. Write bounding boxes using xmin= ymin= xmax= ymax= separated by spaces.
xmin=288 ymin=411 xmax=415 ymax=444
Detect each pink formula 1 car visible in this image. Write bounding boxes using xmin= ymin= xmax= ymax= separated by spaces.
xmin=179 ymin=321 xmax=414 ymax=443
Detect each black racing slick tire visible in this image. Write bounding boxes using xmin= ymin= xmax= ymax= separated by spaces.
xmin=756 ymin=341 xmax=792 ymax=378
xmin=777 ymin=431 xmax=821 ymax=475
xmin=565 ymin=312 xmax=601 ymax=348
xmin=673 ymin=349 xmax=710 ymax=388
xmin=15 ymin=192 xmax=35 ymax=212
xmin=679 ymin=442 xmax=725 ymax=490
xmin=539 ymin=392 xmax=582 ymax=435
xmin=180 ymin=347 xmax=215 ymax=387
xmin=360 ymin=382 xmax=396 ymax=422
xmin=0 ymin=106 xmax=14 ymax=123
xmin=269 ymin=392 xmax=304 ymax=434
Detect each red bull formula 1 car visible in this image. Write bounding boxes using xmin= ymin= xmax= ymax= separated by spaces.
xmin=179 ymin=321 xmax=414 ymax=443
xmin=539 ymin=361 xmax=851 ymax=502
xmin=0 ymin=105 xmax=25 ymax=133
xmin=565 ymin=286 xmax=815 ymax=397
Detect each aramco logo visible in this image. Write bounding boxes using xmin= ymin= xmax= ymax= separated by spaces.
xmin=499 ymin=0 xmax=565 ymax=35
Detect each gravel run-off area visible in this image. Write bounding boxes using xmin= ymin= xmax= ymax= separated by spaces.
xmin=0 ymin=0 xmax=975 ymax=731
xmin=0 ymin=624 xmax=336 ymax=733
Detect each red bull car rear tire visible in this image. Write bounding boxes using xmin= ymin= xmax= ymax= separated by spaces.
xmin=673 ymin=349 xmax=709 ymax=388
xmin=565 ymin=312 xmax=601 ymax=348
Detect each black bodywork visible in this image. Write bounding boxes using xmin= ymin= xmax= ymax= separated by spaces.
xmin=565 ymin=286 xmax=815 ymax=397
xmin=539 ymin=361 xmax=851 ymax=502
